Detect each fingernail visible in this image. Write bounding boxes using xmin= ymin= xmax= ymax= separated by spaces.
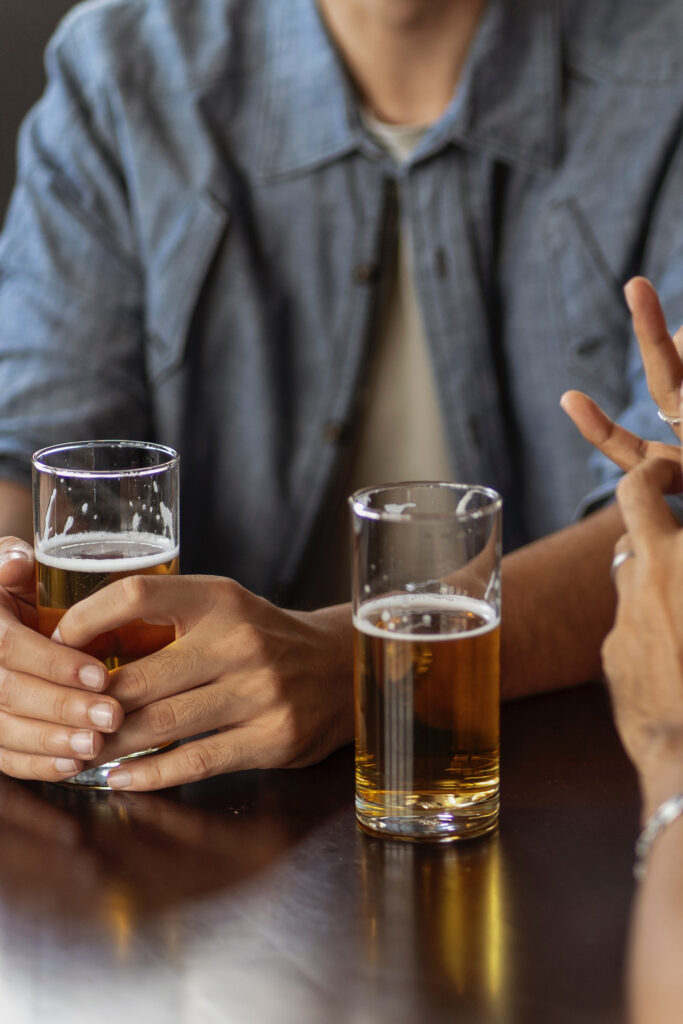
xmin=108 ymin=770 xmax=132 ymax=789
xmin=52 ymin=626 xmax=63 ymax=643
xmin=0 ymin=549 xmax=31 ymax=568
xmin=70 ymin=731 xmax=94 ymax=756
xmin=623 ymin=280 xmax=635 ymax=313
xmin=79 ymin=664 xmax=106 ymax=690
xmin=55 ymin=758 xmax=78 ymax=774
xmin=88 ymin=703 xmax=114 ymax=729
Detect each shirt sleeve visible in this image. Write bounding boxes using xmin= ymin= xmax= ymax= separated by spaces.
xmin=575 ymin=137 xmax=683 ymax=522
xmin=0 ymin=18 xmax=149 ymax=486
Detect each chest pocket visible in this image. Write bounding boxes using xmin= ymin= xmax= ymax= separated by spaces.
xmin=145 ymin=190 xmax=228 ymax=383
xmin=545 ymin=197 xmax=630 ymax=412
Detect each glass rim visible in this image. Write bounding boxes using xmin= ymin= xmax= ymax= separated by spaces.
xmin=32 ymin=440 xmax=179 ymax=480
xmin=348 ymin=480 xmax=502 ymax=522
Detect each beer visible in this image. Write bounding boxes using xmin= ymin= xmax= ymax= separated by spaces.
xmin=353 ymin=592 xmax=500 ymax=840
xmin=36 ymin=531 xmax=179 ymax=667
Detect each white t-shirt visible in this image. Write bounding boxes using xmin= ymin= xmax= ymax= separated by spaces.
xmin=347 ymin=113 xmax=454 ymax=494
xmin=302 ymin=115 xmax=455 ymax=606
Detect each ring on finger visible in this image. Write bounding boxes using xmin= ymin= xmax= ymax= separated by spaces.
xmin=610 ymin=549 xmax=635 ymax=581
xmin=657 ymin=407 xmax=682 ymax=427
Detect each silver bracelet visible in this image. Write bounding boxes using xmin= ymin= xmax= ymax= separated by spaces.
xmin=634 ymin=791 xmax=683 ymax=881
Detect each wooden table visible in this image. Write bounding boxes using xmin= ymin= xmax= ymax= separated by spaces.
xmin=0 ymin=683 xmax=639 ymax=1023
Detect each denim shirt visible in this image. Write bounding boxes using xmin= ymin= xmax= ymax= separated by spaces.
xmin=1 ymin=0 xmax=683 ymax=601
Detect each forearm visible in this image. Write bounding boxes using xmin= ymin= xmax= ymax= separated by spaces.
xmin=0 ymin=480 xmax=32 ymax=543
xmin=500 ymin=503 xmax=623 ymax=699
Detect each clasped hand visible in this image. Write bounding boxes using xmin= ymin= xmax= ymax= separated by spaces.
xmin=0 ymin=545 xmax=354 ymax=789
xmin=562 ymin=276 xmax=683 ymax=816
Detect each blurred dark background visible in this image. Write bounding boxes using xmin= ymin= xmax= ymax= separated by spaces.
xmin=0 ymin=0 xmax=78 ymax=221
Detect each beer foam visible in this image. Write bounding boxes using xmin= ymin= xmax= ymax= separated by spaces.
xmin=35 ymin=531 xmax=178 ymax=573
xmin=354 ymin=593 xmax=499 ymax=640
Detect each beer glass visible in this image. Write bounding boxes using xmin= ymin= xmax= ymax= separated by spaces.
xmin=349 ymin=482 xmax=502 ymax=841
xmin=32 ymin=440 xmax=179 ymax=788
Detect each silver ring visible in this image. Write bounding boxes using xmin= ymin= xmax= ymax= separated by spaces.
xmin=610 ymin=549 xmax=635 ymax=581
xmin=657 ymin=407 xmax=682 ymax=427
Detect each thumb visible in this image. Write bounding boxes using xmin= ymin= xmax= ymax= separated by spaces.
xmin=0 ymin=538 xmax=34 ymax=590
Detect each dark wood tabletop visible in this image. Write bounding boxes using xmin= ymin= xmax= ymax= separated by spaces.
xmin=0 ymin=682 xmax=639 ymax=1024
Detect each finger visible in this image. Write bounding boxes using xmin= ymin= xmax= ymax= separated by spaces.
xmin=106 ymin=638 xmax=220 ymax=711
xmin=610 ymin=533 xmax=637 ymax=592
xmin=0 ymin=611 xmax=110 ymax=693
xmin=613 ymin=533 xmax=634 ymax=557
xmin=0 ymin=539 xmax=34 ymax=594
xmin=99 ymin=666 xmax=272 ymax=759
xmin=615 ymin=457 xmax=681 ymax=546
xmin=0 ymin=748 xmax=86 ymax=783
xmin=0 ymin=668 xmax=122 ymax=732
xmin=109 ymin=621 xmax=273 ymax=711
xmin=0 ymin=708 xmax=103 ymax=761
xmin=560 ymin=390 xmax=681 ymax=475
xmin=624 ymin=277 xmax=683 ymax=429
xmin=55 ymin=574 xmax=181 ymax=652
xmin=106 ymin=728 xmax=269 ymax=791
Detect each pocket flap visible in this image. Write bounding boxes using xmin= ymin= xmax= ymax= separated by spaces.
xmin=145 ymin=190 xmax=228 ymax=381
xmin=545 ymin=197 xmax=629 ymax=407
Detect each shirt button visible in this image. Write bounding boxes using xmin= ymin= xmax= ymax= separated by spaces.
xmin=434 ymin=247 xmax=449 ymax=278
xmin=467 ymin=414 xmax=481 ymax=449
xmin=323 ymin=421 xmax=349 ymax=444
xmin=352 ymin=263 xmax=380 ymax=284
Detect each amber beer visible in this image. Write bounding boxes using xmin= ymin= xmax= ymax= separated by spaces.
xmin=35 ymin=532 xmax=179 ymax=665
xmin=354 ymin=592 xmax=500 ymax=840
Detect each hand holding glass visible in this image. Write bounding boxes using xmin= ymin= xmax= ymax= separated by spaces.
xmin=32 ymin=441 xmax=179 ymax=788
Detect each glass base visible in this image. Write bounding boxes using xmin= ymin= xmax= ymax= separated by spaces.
xmin=61 ymin=747 xmax=164 ymax=790
xmin=356 ymin=792 xmax=499 ymax=842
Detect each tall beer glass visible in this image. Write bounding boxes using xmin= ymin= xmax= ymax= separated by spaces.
xmin=32 ymin=440 xmax=179 ymax=788
xmin=350 ymin=482 xmax=502 ymax=841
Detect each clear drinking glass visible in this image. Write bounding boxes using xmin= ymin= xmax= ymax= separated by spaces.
xmin=32 ymin=440 xmax=179 ymax=788
xmin=349 ymin=482 xmax=502 ymax=841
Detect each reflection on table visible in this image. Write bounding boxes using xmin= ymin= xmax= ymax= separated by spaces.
xmin=0 ymin=684 xmax=638 ymax=1024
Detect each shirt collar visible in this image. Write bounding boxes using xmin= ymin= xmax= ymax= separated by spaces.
xmin=257 ymin=0 xmax=561 ymax=181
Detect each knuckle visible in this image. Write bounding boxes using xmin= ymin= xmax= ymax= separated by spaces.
xmin=145 ymin=699 xmax=178 ymax=738
xmin=121 ymin=660 xmax=151 ymax=703
xmin=615 ymin=473 xmax=633 ymax=502
xmin=137 ymin=757 xmax=164 ymax=789
xmin=0 ymin=619 xmax=14 ymax=664
xmin=269 ymin=702 xmax=300 ymax=756
xmin=233 ymin=621 xmax=270 ymax=662
xmin=51 ymin=688 xmax=74 ymax=725
xmin=181 ymin=743 xmax=214 ymax=782
xmin=220 ymin=578 xmax=251 ymax=615
xmin=0 ymin=668 xmax=11 ymax=708
xmin=248 ymin=666 xmax=286 ymax=711
xmin=62 ymin=599 xmax=85 ymax=639
xmin=44 ymin=646 xmax=71 ymax=685
xmin=121 ymin=573 xmax=151 ymax=607
xmin=41 ymin=725 xmax=64 ymax=756
xmin=0 ymin=748 xmax=30 ymax=780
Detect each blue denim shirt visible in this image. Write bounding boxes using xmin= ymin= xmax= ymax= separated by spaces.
xmin=1 ymin=0 xmax=683 ymax=601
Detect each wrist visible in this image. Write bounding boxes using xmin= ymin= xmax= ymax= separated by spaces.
xmin=634 ymin=790 xmax=683 ymax=881
xmin=638 ymin=757 xmax=683 ymax=824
